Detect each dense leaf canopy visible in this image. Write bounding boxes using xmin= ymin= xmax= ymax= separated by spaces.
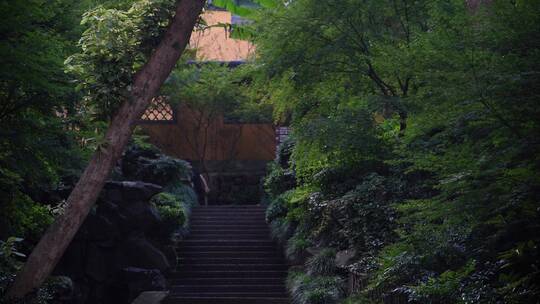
xmin=1 ymin=0 xmax=539 ymax=303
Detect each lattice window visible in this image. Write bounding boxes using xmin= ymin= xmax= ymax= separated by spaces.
xmin=140 ymin=96 xmax=175 ymax=122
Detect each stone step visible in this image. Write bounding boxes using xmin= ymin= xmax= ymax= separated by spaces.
xmin=189 ymin=221 xmax=267 ymax=226
xmin=178 ymin=257 xmax=285 ymax=264
xmin=192 ymin=207 xmax=266 ymax=211
xmin=170 ymin=270 xmax=287 ymax=279
xmin=190 ymin=218 xmax=266 ymax=222
xmin=190 ymin=215 xmax=266 ymax=221
xmin=189 ymin=228 xmax=270 ymax=234
xmin=163 ymin=296 xmax=289 ymax=304
xmin=181 ymin=263 xmax=288 ymax=271
xmin=187 ymin=233 xmax=270 ymax=240
xmin=171 ymin=284 xmax=287 ymax=293
xmin=190 ymin=220 xmax=268 ymax=225
xmin=166 ymin=292 xmax=288 ymax=298
xmin=170 ymin=278 xmax=285 ymax=285
xmin=191 ymin=211 xmax=265 ymax=215
xmin=192 ymin=209 xmax=265 ymax=213
xmin=190 ymin=224 xmax=270 ymax=230
xmin=179 ymin=245 xmax=279 ymax=252
xmin=181 ymin=239 xmax=276 ymax=246
xmin=192 ymin=208 xmax=266 ymax=214
xmin=179 ymin=251 xmax=282 ymax=258
xmin=168 ymin=203 xmax=289 ymax=303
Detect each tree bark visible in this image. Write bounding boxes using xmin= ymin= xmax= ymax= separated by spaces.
xmin=6 ymin=0 xmax=205 ymax=299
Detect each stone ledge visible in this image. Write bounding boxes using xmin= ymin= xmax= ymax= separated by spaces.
xmin=131 ymin=291 xmax=169 ymax=304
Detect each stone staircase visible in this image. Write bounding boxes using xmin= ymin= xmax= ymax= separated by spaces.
xmin=163 ymin=205 xmax=290 ymax=304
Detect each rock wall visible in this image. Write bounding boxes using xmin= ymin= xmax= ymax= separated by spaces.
xmin=54 ymin=144 xmax=196 ymax=304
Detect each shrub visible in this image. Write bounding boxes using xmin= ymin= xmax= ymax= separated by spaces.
xmin=151 ymin=192 xmax=181 ymax=208
xmin=286 ymin=232 xmax=311 ymax=263
xmin=165 ymin=183 xmax=198 ymax=210
xmin=269 ymin=217 xmax=294 ymax=246
xmin=276 ymin=137 xmax=295 ymax=169
xmin=264 ymin=163 xmax=296 ymax=200
xmin=307 ymin=248 xmax=337 ymax=276
xmin=407 ymin=260 xmax=476 ymax=303
xmin=265 ymin=195 xmax=288 ymax=223
xmin=156 ymin=205 xmax=185 ymax=236
xmin=152 ymin=192 xmax=190 ymax=240
xmin=122 ymin=144 xmax=192 ymax=187
xmin=0 ymin=192 xmax=53 ymax=242
xmin=287 ymin=271 xmax=345 ymax=304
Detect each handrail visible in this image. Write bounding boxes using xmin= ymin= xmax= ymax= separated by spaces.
xmin=199 ymin=174 xmax=210 ymax=206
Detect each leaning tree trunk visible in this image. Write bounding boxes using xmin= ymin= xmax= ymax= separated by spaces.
xmin=6 ymin=0 xmax=206 ymax=299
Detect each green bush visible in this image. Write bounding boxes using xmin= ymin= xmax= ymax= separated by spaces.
xmin=287 ymin=271 xmax=345 ymax=304
xmin=152 ymin=192 xmax=190 ymax=240
xmin=265 ymin=195 xmax=288 ymax=223
xmin=306 ymin=248 xmax=337 ymax=276
xmin=151 ymin=192 xmax=181 ymax=208
xmin=269 ymin=217 xmax=294 ymax=246
xmin=264 ymin=163 xmax=296 ymax=199
xmin=165 ymin=183 xmax=198 ymax=209
xmin=285 ymin=232 xmax=311 ymax=263
xmin=0 ymin=192 xmax=53 ymax=242
xmin=156 ymin=205 xmax=185 ymax=236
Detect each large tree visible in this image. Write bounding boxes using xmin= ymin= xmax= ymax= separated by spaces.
xmin=6 ymin=0 xmax=206 ymax=299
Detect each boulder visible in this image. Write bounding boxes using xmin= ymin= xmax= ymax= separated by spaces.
xmin=122 ymin=145 xmax=161 ymax=178
xmin=121 ymin=144 xmax=192 ymax=186
xmin=121 ymin=267 xmax=167 ymax=303
xmin=48 ymin=276 xmax=74 ymax=302
xmin=85 ymin=214 xmax=119 ymax=242
xmin=118 ymin=237 xmax=171 ymax=272
xmin=55 ymin=143 xmax=197 ymax=304
xmin=85 ymin=243 xmax=114 ymax=282
xmin=335 ymin=249 xmax=357 ymax=268
xmin=54 ymin=239 xmax=86 ymax=280
xmin=132 ymin=291 xmax=169 ymax=304
xmin=117 ymin=200 xmax=162 ymax=235
xmin=101 ymin=181 xmax=162 ymax=205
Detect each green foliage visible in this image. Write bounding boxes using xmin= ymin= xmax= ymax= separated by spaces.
xmin=123 ymin=143 xmax=193 ymax=187
xmin=306 ymin=248 xmax=337 ymax=276
xmin=258 ymin=0 xmax=540 ymax=302
xmin=165 ymin=183 xmax=198 ymax=210
xmin=65 ymin=0 xmax=176 ymax=119
xmin=152 ymin=191 xmax=190 ymax=227
xmin=0 ymin=237 xmax=26 ymax=273
xmin=212 ymin=0 xmax=259 ymax=18
xmin=211 ymin=0 xmax=280 ymax=40
xmin=265 ymin=193 xmax=288 ymax=223
xmin=1 ymin=237 xmax=69 ymax=304
xmin=0 ymin=192 xmax=53 ymax=242
xmin=408 ymin=260 xmax=476 ymax=303
xmin=285 ymin=232 xmax=311 ymax=263
xmin=269 ymin=217 xmax=293 ymax=246
xmin=0 ymin=0 xmax=95 ymax=249
xmin=0 ymin=1 xmax=196 ymax=302
xmin=156 ymin=205 xmax=185 ymax=233
xmin=287 ymin=271 xmax=345 ymax=304
xmin=340 ymin=295 xmax=380 ymax=304
xmin=132 ymin=126 xmax=155 ymax=150
xmin=264 ymin=137 xmax=296 ymax=199
xmin=152 ymin=192 xmax=180 ymax=207
xmin=164 ymin=63 xmax=272 ymax=123
xmin=148 ymin=158 xmax=198 ymax=242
